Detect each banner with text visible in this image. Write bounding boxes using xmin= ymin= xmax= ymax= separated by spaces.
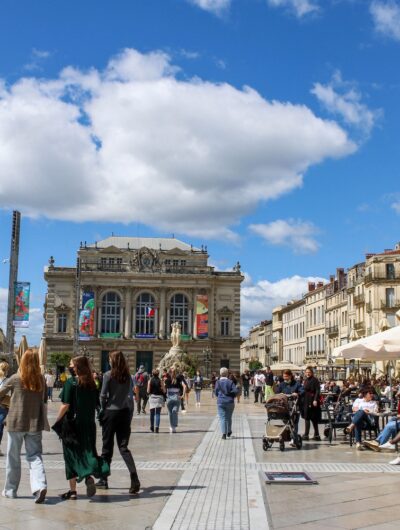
xmin=79 ymin=291 xmax=95 ymax=340
xmin=13 ymin=282 xmax=30 ymax=328
xmin=196 ymin=294 xmax=209 ymax=339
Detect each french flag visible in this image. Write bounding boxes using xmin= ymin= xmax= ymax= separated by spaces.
xmin=146 ymin=306 xmax=155 ymax=317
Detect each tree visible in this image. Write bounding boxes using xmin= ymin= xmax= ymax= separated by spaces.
xmin=249 ymin=359 xmax=263 ymax=371
xmin=49 ymin=352 xmax=72 ymax=369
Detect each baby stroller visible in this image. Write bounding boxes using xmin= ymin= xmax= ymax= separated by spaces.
xmin=263 ymin=393 xmax=302 ymax=451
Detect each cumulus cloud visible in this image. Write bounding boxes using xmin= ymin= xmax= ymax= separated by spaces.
xmin=311 ymin=71 xmax=381 ymax=138
xmin=0 ymin=48 xmax=356 ymax=239
xmin=249 ymin=219 xmax=320 ymax=253
xmin=241 ymin=274 xmax=325 ymax=335
xmin=0 ymin=287 xmax=43 ymax=348
xmin=24 ymin=48 xmax=52 ymax=72
xmin=267 ymin=0 xmax=319 ymax=17
xmin=370 ymin=1 xmax=400 ymax=41
xmin=188 ymin=0 xmax=231 ymax=15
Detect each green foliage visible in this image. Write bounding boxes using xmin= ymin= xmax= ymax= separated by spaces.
xmin=49 ymin=352 xmax=72 ymax=368
xmin=249 ymin=359 xmax=263 ymax=371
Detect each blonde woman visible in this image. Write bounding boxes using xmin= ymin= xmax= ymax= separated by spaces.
xmin=0 ymin=361 xmax=10 ymax=456
xmin=0 ymin=350 xmax=47 ymax=503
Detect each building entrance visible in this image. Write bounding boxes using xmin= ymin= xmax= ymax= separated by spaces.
xmin=136 ymin=351 xmax=153 ymax=373
xmin=220 ymin=359 xmax=230 ymax=369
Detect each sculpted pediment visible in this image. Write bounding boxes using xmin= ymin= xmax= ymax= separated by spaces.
xmin=163 ymin=248 xmax=189 ymax=256
xmin=98 ymin=246 xmax=124 ymax=254
xmin=217 ymin=305 xmax=234 ymax=314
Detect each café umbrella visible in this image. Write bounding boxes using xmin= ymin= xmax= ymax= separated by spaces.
xmin=15 ymin=335 xmax=29 ymax=366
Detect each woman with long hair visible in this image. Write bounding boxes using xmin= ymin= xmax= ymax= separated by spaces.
xmin=301 ymin=366 xmax=321 ymax=441
xmin=165 ymin=366 xmax=187 ymax=433
xmin=96 ymin=351 xmax=140 ymax=494
xmin=0 ymin=350 xmax=47 ymax=503
xmin=0 ymin=361 xmax=10 ymax=456
xmin=56 ymin=356 xmax=109 ymax=500
xmin=147 ymin=368 xmax=165 ymax=433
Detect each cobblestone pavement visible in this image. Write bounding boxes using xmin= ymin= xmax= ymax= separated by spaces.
xmin=1 ymin=394 xmax=400 ymax=529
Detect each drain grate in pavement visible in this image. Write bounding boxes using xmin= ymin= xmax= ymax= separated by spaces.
xmin=258 ymin=462 xmax=400 ymax=473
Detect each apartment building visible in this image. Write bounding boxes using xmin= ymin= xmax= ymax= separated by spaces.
xmin=305 ymin=282 xmax=326 ymax=364
xmin=281 ymin=299 xmax=306 ymax=365
xmin=325 ymin=269 xmax=348 ymax=357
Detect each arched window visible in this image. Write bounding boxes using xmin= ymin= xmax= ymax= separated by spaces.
xmin=135 ymin=293 xmax=156 ymax=336
xmin=101 ymin=292 xmax=121 ymax=334
xmin=170 ymin=293 xmax=189 ymax=335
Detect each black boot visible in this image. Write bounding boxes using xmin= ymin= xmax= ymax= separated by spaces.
xmin=96 ymin=478 xmax=109 ymax=489
xmin=129 ymin=472 xmax=140 ymax=495
xmin=155 ymin=427 xmax=159 ymax=433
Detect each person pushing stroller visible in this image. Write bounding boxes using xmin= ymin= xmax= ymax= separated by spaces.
xmin=276 ymin=369 xmax=303 ymax=447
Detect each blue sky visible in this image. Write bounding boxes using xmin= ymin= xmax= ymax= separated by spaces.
xmin=1 ymin=0 xmax=400 ymax=343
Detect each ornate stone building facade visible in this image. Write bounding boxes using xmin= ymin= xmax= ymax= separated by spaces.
xmin=44 ymin=237 xmax=243 ymax=374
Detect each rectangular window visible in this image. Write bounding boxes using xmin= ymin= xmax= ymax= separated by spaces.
xmin=221 ymin=317 xmax=230 ymax=336
xmin=173 ymin=259 xmax=179 ymax=267
xmin=386 ymin=263 xmax=395 ymax=280
xmin=386 ymin=288 xmax=395 ymax=308
xmin=57 ymin=313 xmax=67 ymax=333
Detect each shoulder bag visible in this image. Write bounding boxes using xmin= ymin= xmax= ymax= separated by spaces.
xmin=51 ymin=381 xmax=79 ymax=446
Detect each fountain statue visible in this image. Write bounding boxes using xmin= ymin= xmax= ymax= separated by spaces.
xmin=159 ymin=322 xmax=195 ymax=373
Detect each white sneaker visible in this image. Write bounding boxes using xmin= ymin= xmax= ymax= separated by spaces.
xmin=289 ymin=439 xmax=296 ymax=448
xmin=356 ymin=443 xmax=364 ymax=451
xmin=181 ymin=410 xmax=187 ymax=414
xmin=389 ymin=456 xmax=400 ymax=465
xmin=379 ymin=441 xmax=396 ymax=450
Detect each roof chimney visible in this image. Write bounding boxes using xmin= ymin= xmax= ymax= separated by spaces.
xmin=308 ymin=282 xmax=315 ymax=292
xmin=317 ymin=281 xmax=324 ymax=289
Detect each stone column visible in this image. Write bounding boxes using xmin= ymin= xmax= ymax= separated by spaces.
xmin=188 ymin=305 xmax=193 ymax=337
xmin=97 ymin=306 xmax=102 ymax=335
xmin=159 ymin=289 xmax=166 ymax=339
xmin=124 ymin=289 xmax=132 ymax=338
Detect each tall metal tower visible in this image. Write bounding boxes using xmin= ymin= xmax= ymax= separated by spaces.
xmin=6 ymin=210 xmax=21 ymax=353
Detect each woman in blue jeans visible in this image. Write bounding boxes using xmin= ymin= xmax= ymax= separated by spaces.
xmin=165 ymin=367 xmax=187 ymax=433
xmin=215 ymin=367 xmax=238 ymax=440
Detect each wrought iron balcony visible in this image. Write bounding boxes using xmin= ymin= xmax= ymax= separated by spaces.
xmin=354 ymin=322 xmax=365 ymax=331
xmin=365 ymin=273 xmax=398 ymax=283
xmin=327 ymin=325 xmax=339 ymax=336
xmin=380 ymin=300 xmax=400 ymax=311
xmin=354 ymin=293 xmax=365 ymax=305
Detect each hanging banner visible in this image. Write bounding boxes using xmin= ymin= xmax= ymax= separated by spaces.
xmin=13 ymin=282 xmax=30 ymax=328
xmin=196 ymin=294 xmax=209 ymax=339
xmin=79 ymin=291 xmax=95 ymax=340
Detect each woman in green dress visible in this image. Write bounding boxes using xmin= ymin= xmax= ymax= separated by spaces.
xmin=55 ymin=356 xmax=109 ymax=499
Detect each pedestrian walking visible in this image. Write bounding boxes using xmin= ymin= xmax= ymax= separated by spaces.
xmin=211 ymin=372 xmax=217 ymax=398
xmin=183 ymin=372 xmax=191 ymax=408
xmin=193 ymin=370 xmax=204 ymax=406
xmin=215 ymin=367 xmax=238 ymax=440
xmin=134 ymin=365 xmax=149 ymax=414
xmin=96 ymin=351 xmax=140 ymax=494
xmin=0 ymin=350 xmax=47 ymax=503
xmin=0 ymin=361 xmax=10 ymax=457
xmin=165 ymin=367 xmax=187 ymax=433
xmin=56 ymin=356 xmax=109 ymax=500
xmin=301 ymin=366 xmax=321 ymax=441
xmin=241 ymin=370 xmax=251 ymax=399
xmin=45 ymin=369 xmax=55 ymax=401
xmin=253 ymin=370 xmax=265 ymax=403
xmin=234 ymin=372 xmax=242 ymax=403
xmin=147 ymin=368 xmax=166 ymax=433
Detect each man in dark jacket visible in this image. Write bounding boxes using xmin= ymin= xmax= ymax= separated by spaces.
xmin=276 ymin=369 xmax=303 ymax=446
xmin=241 ymin=370 xmax=251 ymax=399
xmin=134 ymin=365 xmax=149 ymax=414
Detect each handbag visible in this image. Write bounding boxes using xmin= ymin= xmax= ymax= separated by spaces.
xmin=52 ymin=382 xmax=79 ymax=446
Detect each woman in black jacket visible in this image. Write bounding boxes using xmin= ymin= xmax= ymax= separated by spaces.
xmin=96 ymin=351 xmax=140 ymax=494
xmin=301 ymin=367 xmax=321 ymax=441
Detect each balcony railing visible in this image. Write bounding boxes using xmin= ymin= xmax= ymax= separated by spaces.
xmin=366 ymin=302 xmax=372 ymax=313
xmin=354 ymin=293 xmax=365 ymax=305
xmin=354 ymin=322 xmax=365 ymax=331
xmin=327 ymin=325 xmax=339 ymax=336
xmin=365 ymin=273 xmax=398 ymax=283
xmin=380 ymin=300 xmax=400 ymax=310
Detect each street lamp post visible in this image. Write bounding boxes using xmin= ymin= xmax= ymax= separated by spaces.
xmin=203 ymin=346 xmax=212 ymax=378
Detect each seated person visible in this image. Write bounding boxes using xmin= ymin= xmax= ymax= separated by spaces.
xmin=364 ymin=416 xmax=400 ymax=452
xmin=387 ymin=430 xmax=400 ymax=465
xmin=325 ymin=380 xmax=341 ymax=404
xmin=345 ymin=389 xmax=378 ymax=450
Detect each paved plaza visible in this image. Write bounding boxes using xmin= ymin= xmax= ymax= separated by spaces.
xmin=1 ymin=392 xmax=400 ymax=529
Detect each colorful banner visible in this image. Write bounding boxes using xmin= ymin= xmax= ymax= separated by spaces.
xmin=79 ymin=291 xmax=95 ymax=340
xmin=196 ymin=294 xmax=208 ymax=339
xmin=13 ymin=282 xmax=30 ymax=328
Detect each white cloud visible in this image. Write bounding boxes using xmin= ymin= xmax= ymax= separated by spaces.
xmin=0 ymin=287 xmax=43 ymax=349
xmin=249 ymin=219 xmax=319 ymax=253
xmin=24 ymin=48 xmax=52 ymax=72
xmin=311 ymin=71 xmax=380 ymax=138
xmin=188 ymin=0 xmax=231 ymax=15
xmin=370 ymin=1 xmax=400 ymax=41
xmin=0 ymin=48 xmax=356 ymax=239
xmin=241 ymin=274 xmax=325 ymax=335
xmin=267 ymin=0 xmax=319 ymax=17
